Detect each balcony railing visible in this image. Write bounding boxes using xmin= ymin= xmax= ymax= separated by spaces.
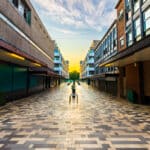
xmin=54 ymin=59 xmax=62 ymax=64
xmin=86 ymin=67 xmax=95 ymax=71
xmin=54 ymin=52 xmax=60 ymax=56
xmin=87 ymin=58 xmax=94 ymax=64
xmin=54 ymin=67 xmax=62 ymax=71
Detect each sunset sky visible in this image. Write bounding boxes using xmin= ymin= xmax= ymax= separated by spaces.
xmin=30 ymin=0 xmax=117 ymax=72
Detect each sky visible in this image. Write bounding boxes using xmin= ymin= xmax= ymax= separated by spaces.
xmin=30 ymin=0 xmax=117 ymax=72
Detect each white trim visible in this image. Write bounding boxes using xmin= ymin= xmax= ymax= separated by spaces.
xmin=0 ymin=13 xmax=53 ymax=62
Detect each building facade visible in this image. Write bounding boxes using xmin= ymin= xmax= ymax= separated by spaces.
xmin=81 ymin=0 xmax=150 ymax=104
xmin=113 ymin=0 xmax=150 ymax=104
xmin=0 ymin=0 xmax=59 ymax=103
xmin=80 ymin=40 xmax=99 ymax=82
xmin=54 ymin=46 xmax=69 ymax=79
xmin=93 ymin=21 xmax=119 ymax=95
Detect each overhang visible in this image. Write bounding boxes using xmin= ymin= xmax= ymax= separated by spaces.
xmin=99 ymin=35 xmax=150 ymax=67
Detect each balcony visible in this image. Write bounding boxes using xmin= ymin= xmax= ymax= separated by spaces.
xmin=54 ymin=67 xmax=62 ymax=71
xmin=88 ymin=52 xmax=94 ymax=57
xmin=54 ymin=59 xmax=62 ymax=64
xmin=87 ymin=58 xmax=94 ymax=64
xmin=86 ymin=67 xmax=95 ymax=72
xmin=54 ymin=52 xmax=60 ymax=57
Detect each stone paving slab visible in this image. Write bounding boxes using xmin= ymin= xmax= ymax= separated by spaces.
xmin=0 ymin=83 xmax=150 ymax=150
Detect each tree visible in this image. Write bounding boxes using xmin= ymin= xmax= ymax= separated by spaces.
xmin=69 ymin=71 xmax=79 ymax=81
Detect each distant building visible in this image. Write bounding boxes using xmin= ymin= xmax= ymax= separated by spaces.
xmin=94 ymin=20 xmax=119 ymax=95
xmin=54 ymin=45 xmax=69 ymax=79
xmin=80 ymin=40 xmax=99 ymax=80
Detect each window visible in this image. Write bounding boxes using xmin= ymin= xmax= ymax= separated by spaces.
xmin=120 ymin=36 xmax=124 ymax=47
xmin=118 ymin=9 xmax=124 ymax=20
xmin=126 ymin=10 xmax=132 ymax=21
xmin=125 ymin=0 xmax=131 ymax=11
xmin=12 ymin=0 xmax=18 ymax=8
xmin=125 ymin=0 xmax=131 ymax=21
xmin=134 ymin=0 xmax=140 ymax=13
xmin=9 ymin=0 xmax=31 ymax=25
xmin=18 ymin=0 xmax=24 ymax=16
xmin=143 ymin=0 xmax=147 ymax=3
xmin=143 ymin=8 xmax=150 ymax=35
xmin=24 ymin=7 xmax=31 ymax=25
xmin=127 ymin=31 xmax=133 ymax=46
xmin=134 ymin=17 xmax=141 ymax=40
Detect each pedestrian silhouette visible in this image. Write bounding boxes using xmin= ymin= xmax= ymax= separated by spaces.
xmin=69 ymin=81 xmax=78 ymax=104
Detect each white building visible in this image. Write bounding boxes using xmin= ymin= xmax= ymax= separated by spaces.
xmin=54 ymin=46 xmax=69 ymax=79
xmin=80 ymin=40 xmax=99 ymax=79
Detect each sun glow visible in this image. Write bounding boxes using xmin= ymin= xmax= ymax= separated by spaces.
xmin=69 ymin=64 xmax=80 ymax=73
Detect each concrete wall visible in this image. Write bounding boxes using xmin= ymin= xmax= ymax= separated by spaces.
xmin=0 ymin=0 xmax=54 ymax=69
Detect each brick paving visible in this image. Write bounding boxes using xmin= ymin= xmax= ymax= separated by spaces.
xmin=0 ymin=83 xmax=150 ymax=150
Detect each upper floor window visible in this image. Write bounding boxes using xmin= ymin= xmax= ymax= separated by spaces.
xmin=143 ymin=7 xmax=150 ymax=36
xmin=127 ymin=31 xmax=133 ymax=46
xmin=134 ymin=17 xmax=141 ymax=40
xmin=143 ymin=0 xmax=147 ymax=3
xmin=113 ymin=28 xmax=117 ymax=48
xmin=125 ymin=0 xmax=131 ymax=11
xmin=134 ymin=0 xmax=140 ymax=13
xmin=118 ymin=9 xmax=124 ymax=21
xmin=9 ymin=0 xmax=31 ymax=25
xmin=120 ymin=36 xmax=124 ymax=47
xmin=126 ymin=25 xmax=133 ymax=47
xmin=12 ymin=0 xmax=18 ymax=8
xmin=126 ymin=10 xmax=132 ymax=21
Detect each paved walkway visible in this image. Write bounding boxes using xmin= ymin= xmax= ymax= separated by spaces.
xmin=0 ymin=83 xmax=150 ymax=150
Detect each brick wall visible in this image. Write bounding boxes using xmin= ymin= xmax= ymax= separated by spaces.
xmin=116 ymin=0 xmax=126 ymax=51
xmin=126 ymin=63 xmax=140 ymax=103
xmin=143 ymin=61 xmax=150 ymax=97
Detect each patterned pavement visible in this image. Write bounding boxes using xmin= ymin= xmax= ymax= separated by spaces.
xmin=0 ymin=83 xmax=150 ymax=150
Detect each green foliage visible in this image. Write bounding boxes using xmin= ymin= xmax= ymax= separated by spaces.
xmin=69 ymin=71 xmax=79 ymax=81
